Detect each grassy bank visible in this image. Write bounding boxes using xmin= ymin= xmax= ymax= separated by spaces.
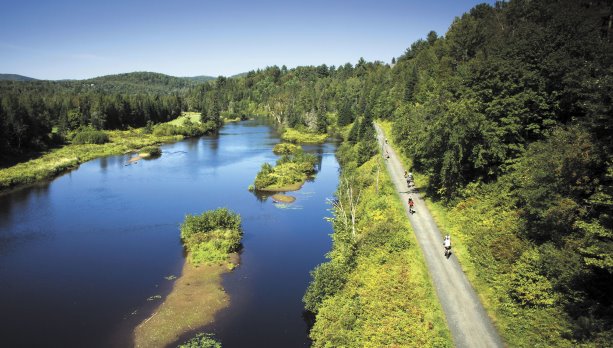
xmin=134 ymin=208 xmax=242 ymax=347
xmin=252 ymin=144 xmax=317 ymax=192
xmin=303 ymin=126 xmax=452 ymax=347
xmin=0 ymin=112 xmax=217 ymax=192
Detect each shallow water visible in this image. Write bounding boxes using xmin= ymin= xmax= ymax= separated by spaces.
xmin=0 ymin=120 xmax=338 ymax=347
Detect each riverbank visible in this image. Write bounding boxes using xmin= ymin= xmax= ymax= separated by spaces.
xmin=303 ymin=120 xmax=452 ymax=347
xmin=133 ymin=254 xmax=238 ymax=347
xmin=0 ymin=113 xmax=218 ymax=193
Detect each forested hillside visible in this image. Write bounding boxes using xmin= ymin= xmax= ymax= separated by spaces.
xmin=383 ymin=1 xmax=612 ymax=345
xmin=1 ymin=0 xmax=611 ymax=343
xmin=0 ymin=74 xmax=37 ymax=81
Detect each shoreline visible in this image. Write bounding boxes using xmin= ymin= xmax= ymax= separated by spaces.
xmin=0 ymin=113 xmax=231 ymax=194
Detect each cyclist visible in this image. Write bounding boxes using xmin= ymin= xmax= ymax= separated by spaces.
xmin=443 ymin=235 xmax=451 ymax=257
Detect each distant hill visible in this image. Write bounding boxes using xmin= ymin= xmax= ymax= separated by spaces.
xmin=86 ymin=71 xmax=192 ymax=86
xmin=230 ymin=72 xmax=248 ymax=78
xmin=0 ymin=74 xmax=37 ymax=81
xmin=182 ymin=75 xmax=216 ymax=82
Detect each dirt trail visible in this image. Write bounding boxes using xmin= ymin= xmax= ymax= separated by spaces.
xmin=375 ymin=125 xmax=504 ymax=348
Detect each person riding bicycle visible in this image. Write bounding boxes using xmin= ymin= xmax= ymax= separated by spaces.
xmin=443 ymin=235 xmax=451 ymax=255
xmin=408 ymin=197 xmax=414 ymax=212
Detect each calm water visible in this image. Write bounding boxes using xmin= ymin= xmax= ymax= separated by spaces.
xmin=0 ymin=120 xmax=338 ymax=347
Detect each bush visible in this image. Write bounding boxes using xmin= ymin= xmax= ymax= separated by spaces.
xmin=273 ymin=143 xmax=301 ymax=155
xmin=72 ymin=129 xmax=109 ymax=144
xmin=180 ymin=208 xmax=242 ymax=265
xmin=509 ymin=249 xmax=557 ymax=307
xmin=153 ymin=124 xmax=181 ymax=136
xmin=139 ymin=145 xmax=161 ymax=156
xmin=254 ymin=163 xmax=276 ymax=189
xmin=178 ymin=333 xmax=221 ymax=348
xmin=303 ymin=260 xmax=351 ymax=313
xmin=180 ymin=208 xmax=241 ymax=241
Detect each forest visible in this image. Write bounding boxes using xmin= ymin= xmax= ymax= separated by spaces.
xmin=1 ymin=0 xmax=611 ymax=344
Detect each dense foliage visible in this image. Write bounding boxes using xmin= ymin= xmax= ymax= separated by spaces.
xmin=272 ymin=142 xmax=301 ymax=155
xmin=180 ymin=208 xmax=242 ymax=265
xmin=177 ymin=333 xmax=222 ymax=348
xmin=71 ymin=128 xmax=109 ymax=145
xmin=303 ymin=123 xmax=451 ymax=346
xmin=383 ymin=0 xmax=613 ymax=344
xmin=1 ymin=0 xmax=611 ymax=343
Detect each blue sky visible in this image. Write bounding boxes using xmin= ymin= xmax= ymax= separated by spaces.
xmin=0 ymin=0 xmax=495 ymax=80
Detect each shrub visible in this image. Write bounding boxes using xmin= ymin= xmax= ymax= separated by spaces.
xmin=139 ymin=145 xmax=161 ymax=156
xmin=72 ymin=129 xmax=109 ymax=144
xmin=509 ymin=249 xmax=557 ymax=307
xmin=178 ymin=333 xmax=221 ymax=348
xmin=180 ymin=208 xmax=242 ymax=265
xmin=303 ymin=260 xmax=351 ymax=313
xmin=153 ymin=124 xmax=181 ymax=136
xmin=273 ymin=143 xmax=301 ymax=155
xmin=180 ymin=208 xmax=241 ymax=241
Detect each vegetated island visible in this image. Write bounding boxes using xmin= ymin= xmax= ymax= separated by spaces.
xmin=251 ymin=142 xmax=317 ymax=193
xmin=0 ymin=112 xmax=220 ymax=192
xmin=133 ymin=208 xmax=242 ymax=348
xmin=281 ymin=128 xmax=328 ymax=144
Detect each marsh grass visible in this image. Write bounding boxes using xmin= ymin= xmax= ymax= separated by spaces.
xmin=133 ymin=254 xmax=238 ymax=348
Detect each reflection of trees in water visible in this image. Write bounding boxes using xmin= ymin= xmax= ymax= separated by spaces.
xmin=250 ymin=189 xmax=273 ymax=203
xmin=185 ymin=138 xmax=199 ymax=152
xmin=100 ymin=157 xmax=108 ymax=171
xmin=0 ymin=182 xmax=52 ymax=252
xmin=206 ymin=133 xmax=220 ymax=152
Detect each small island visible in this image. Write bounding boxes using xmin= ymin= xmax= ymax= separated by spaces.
xmin=252 ymin=144 xmax=317 ymax=192
xmin=134 ymin=208 xmax=242 ymax=348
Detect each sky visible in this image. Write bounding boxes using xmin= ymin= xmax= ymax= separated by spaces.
xmin=0 ymin=0 xmax=496 ymax=80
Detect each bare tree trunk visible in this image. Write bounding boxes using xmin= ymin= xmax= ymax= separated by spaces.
xmin=330 ymin=177 xmax=361 ymax=240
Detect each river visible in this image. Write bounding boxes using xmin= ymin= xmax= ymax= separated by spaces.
xmin=0 ymin=120 xmax=338 ymax=347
